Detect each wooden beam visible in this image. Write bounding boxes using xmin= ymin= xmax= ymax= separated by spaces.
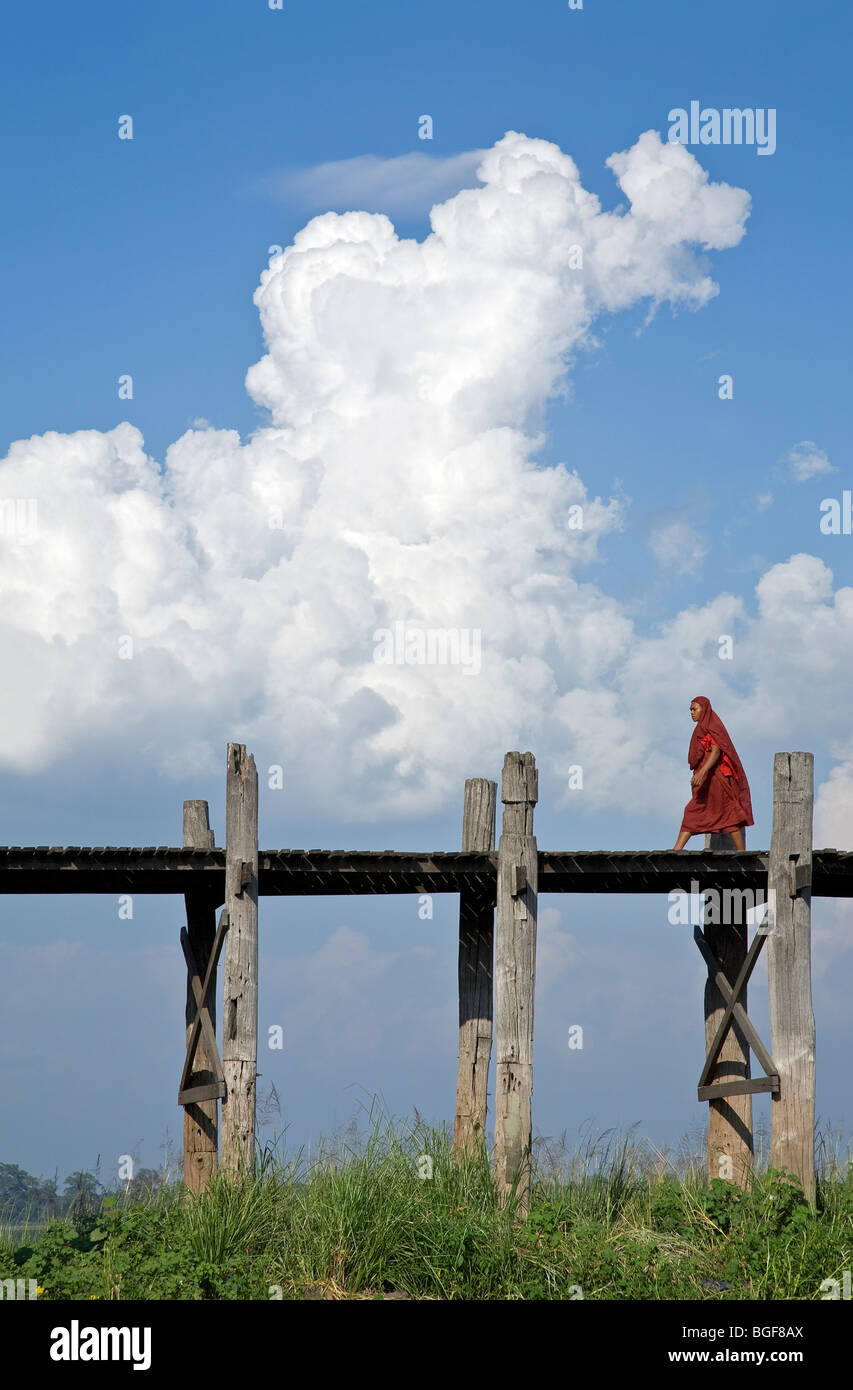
xmin=699 ymin=1076 xmax=779 ymax=1102
xmin=700 ymin=831 xmax=754 ymax=1188
xmin=768 ymin=752 xmax=816 ymax=1204
xmin=182 ymin=800 xmax=219 ymax=1191
xmin=494 ymin=752 xmax=538 ymax=1214
xmin=178 ymin=912 xmax=229 ymax=1103
xmin=699 ymin=924 xmax=769 ymax=1088
xmin=694 ymin=927 xmax=778 ymax=1080
xmin=221 ymin=745 xmax=259 ymax=1180
xmin=454 ymin=778 xmax=497 ymax=1160
xmin=3 ymin=845 xmax=853 ymax=897
xmin=179 ymin=1082 xmax=228 ymax=1106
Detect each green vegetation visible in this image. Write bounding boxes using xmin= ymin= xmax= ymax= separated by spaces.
xmin=2 ymin=1110 xmax=851 ymax=1300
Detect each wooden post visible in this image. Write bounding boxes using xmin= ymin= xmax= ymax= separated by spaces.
xmin=182 ymin=800 xmax=219 ymax=1190
xmin=768 ymin=752 xmax=815 ymax=1204
xmin=494 ymin=752 xmax=538 ymax=1213
xmin=221 ymin=744 xmax=259 ymax=1180
xmin=702 ymin=830 xmax=754 ymax=1187
xmin=454 ymin=778 xmax=497 ymax=1160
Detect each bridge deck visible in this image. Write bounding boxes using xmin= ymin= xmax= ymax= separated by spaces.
xmin=0 ymin=847 xmax=850 ymax=897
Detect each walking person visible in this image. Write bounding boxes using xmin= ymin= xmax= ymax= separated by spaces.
xmin=671 ymin=696 xmax=753 ymax=850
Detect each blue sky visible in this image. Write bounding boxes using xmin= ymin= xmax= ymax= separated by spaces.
xmin=2 ymin=0 xmax=852 ymax=1184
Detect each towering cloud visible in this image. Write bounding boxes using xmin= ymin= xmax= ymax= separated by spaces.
xmin=3 ymin=128 xmax=808 ymax=822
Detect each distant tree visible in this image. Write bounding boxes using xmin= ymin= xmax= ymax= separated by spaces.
xmin=0 ymin=1163 xmax=38 ymax=1220
xmin=31 ymin=1175 xmax=59 ymax=1219
xmin=62 ymin=1170 xmax=102 ymax=1216
xmin=125 ymin=1168 xmax=161 ymax=1199
xmin=0 ymin=1163 xmax=60 ymax=1223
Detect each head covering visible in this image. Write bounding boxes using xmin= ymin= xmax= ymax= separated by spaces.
xmin=688 ymin=695 xmax=753 ymax=823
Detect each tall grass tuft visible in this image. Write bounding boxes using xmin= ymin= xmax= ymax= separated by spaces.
xmin=183 ymin=1171 xmax=272 ymax=1269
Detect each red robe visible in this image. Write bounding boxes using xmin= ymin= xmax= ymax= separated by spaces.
xmin=680 ymin=696 xmax=753 ymax=835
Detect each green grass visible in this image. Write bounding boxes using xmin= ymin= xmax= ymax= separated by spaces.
xmin=2 ymin=1106 xmax=852 ymax=1300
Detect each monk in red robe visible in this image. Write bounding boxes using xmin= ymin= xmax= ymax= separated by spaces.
xmin=671 ymin=695 xmax=753 ymax=850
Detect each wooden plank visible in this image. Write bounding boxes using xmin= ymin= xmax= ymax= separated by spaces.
xmin=768 ymin=753 xmax=816 ymax=1205
xmin=181 ymin=800 xmax=219 ymax=1191
xmin=221 ymin=744 xmax=259 ymax=1180
xmin=699 ymin=1076 xmax=779 ymax=1102
xmin=494 ymin=752 xmax=538 ymax=1214
xmin=3 ymin=845 xmax=853 ymax=897
xmin=454 ymin=778 xmax=497 ymax=1160
xmin=179 ymin=1081 xmax=227 ymax=1106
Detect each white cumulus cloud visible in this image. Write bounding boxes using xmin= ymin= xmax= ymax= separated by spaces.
xmin=815 ymin=757 xmax=853 ymax=850
xmin=0 ymin=128 xmax=793 ymax=824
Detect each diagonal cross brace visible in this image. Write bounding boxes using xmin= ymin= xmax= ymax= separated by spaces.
xmin=694 ymin=924 xmax=780 ymax=1102
xmin=179 ymin=908 xmax=229 ymax=1107
xmin=697 ymin=924 xmax=769 ymax=1086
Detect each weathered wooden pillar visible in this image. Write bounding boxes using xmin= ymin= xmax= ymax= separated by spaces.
xmin=454 ymin=778 xmax=497 ymax=1160
xmin=221 ymin=744 xmax=259 ymax=1179
xmin=768 ymin=752 xmax=815 ymax=1204
xmin=703 ymin=830 xmax=754 ymax=1187
xmin=182 ymin=800 xmax=219 ymax=1189
xmin=494 ymin=752 xmax=538 ymax=1213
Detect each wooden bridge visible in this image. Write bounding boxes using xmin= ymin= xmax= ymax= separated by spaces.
xmin=0 ymin=744 xmax=833 ymax=1209
xmin=2 ymin=845 xmax=852 ymax=896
